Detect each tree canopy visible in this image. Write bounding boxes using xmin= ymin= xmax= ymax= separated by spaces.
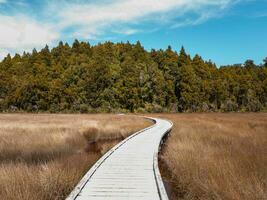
xmin=0 ymin=40 xmax=266 ymax=113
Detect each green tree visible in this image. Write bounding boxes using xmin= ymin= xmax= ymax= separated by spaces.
xmin=0 ymin=40 xmax=265 ymax=113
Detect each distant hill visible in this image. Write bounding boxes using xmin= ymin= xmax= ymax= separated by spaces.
xmin=0 ymin=40 xmax=266 ymax=113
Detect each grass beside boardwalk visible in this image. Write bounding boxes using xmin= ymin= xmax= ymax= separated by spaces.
xmin=156 ymin=113 xmax=267 ymax=200
xmin=0 ymin=114 xmax=151 ymax=200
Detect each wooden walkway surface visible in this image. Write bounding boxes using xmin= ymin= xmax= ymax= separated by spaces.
xmin=66 ymin=117 xmax=172 ymax=200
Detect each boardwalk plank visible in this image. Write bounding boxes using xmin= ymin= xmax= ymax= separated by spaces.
xmin=66 ymin=117 xmax=172 ymax=200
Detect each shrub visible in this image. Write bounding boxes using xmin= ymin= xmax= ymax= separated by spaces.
xmin=152 ymin=104 xmax=164 ymax=113
xmin=79 ymin=104 xmax=90 ymax=113
xmin=221 ymin=99 xmax=238 ymax=112
xmin=200 ymin=102 xmax=209 ymax=112
xmin=135 ymin=107 xmax=147 ymax=113
xmin=80 ymin=127 xmax=99 ymax=142
xmin=246 ymin=99 xmax=262 ymax=112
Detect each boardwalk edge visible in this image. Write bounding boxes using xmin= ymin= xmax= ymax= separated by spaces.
xmin=153 ymin=119 xmax=173 ymax=200
xmin=66 ymin=117 xmax=157 ymax=200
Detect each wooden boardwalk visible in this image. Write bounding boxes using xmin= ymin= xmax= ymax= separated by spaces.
xmin=66 ymin=117 xmax=172 ymax=200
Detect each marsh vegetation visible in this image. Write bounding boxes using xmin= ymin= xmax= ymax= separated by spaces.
xmin=157 ymin=113 xmax=267 ymax=200
xmin=0 ymin=114 xmax=151 ymax=200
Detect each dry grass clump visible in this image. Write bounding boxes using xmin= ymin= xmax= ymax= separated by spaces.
xmin=0 ymin=114 xmax=151 ymax=200
xmin=0 ymin=153 xmax=99 ymax=200
xmin=156 ymin=113 xmax=267 ymax=200
xmin=80 ymin=117 xmax=144 ymax=142
xmin=82 ymin=127 xmax=100 ymax=141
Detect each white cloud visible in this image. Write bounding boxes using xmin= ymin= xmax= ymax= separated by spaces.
xmin=0 ymin=49 xmax=9 ymax=60
xmin=0 ymin=14 xmax=59 ymax=59
xmin=56 ymin=0 xmax=235 ymax=38
xmin=113 ymin=28 xmax=139 ymax=35
xmin=0 ymin=0 xmax=238 ymax=59
xmin=171 ymin=8 xmax=221 ymax=28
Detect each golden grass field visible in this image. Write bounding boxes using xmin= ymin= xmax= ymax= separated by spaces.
xmin=0 ymin=114 xmax=151 ymax=200
xmin=155 ymin=113 xmax=267 ymax=200
xmin=1 ymin=113 xmax=266 ymax=200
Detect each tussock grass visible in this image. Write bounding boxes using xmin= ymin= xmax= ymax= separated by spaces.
xmin=156 ymin=113 xmax=267 ymax=200
xmin=80 ymin=120 xmax=142 ymax=142
xmin=0 ymin=114 xmax=151 ymax=200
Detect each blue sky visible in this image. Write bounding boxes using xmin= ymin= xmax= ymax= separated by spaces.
xmin=0 ymin=0 xmax=266 ymax=66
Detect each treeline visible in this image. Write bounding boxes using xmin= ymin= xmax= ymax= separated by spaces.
xmin=0 ymin=40 xmax=266 ymax=113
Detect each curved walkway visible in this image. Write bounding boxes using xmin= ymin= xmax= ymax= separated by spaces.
xmin=66 ymin=117 xmax=173 ymax=200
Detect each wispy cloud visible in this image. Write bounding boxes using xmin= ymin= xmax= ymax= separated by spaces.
xmin=112 ymin=28 xmax=140 ymax=35
xmin=0 ymin=0 xmax=238 ymax=59
xmin=171 ymin=6 xmax=225 ymax=28
xmin=56 ymin=0 xmax=236 ymax=38
xmin=0 ymin=14 xmax=59 ymax=55
xmin=251 ymin=12 xmax=267 ymax=18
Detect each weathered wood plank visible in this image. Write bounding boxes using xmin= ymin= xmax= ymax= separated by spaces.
xmin=66 ymin=117 xmax=172 ymax=200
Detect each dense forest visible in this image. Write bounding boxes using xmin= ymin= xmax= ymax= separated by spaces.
xmin=0 ymin=40 xmax=266 ymax=113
